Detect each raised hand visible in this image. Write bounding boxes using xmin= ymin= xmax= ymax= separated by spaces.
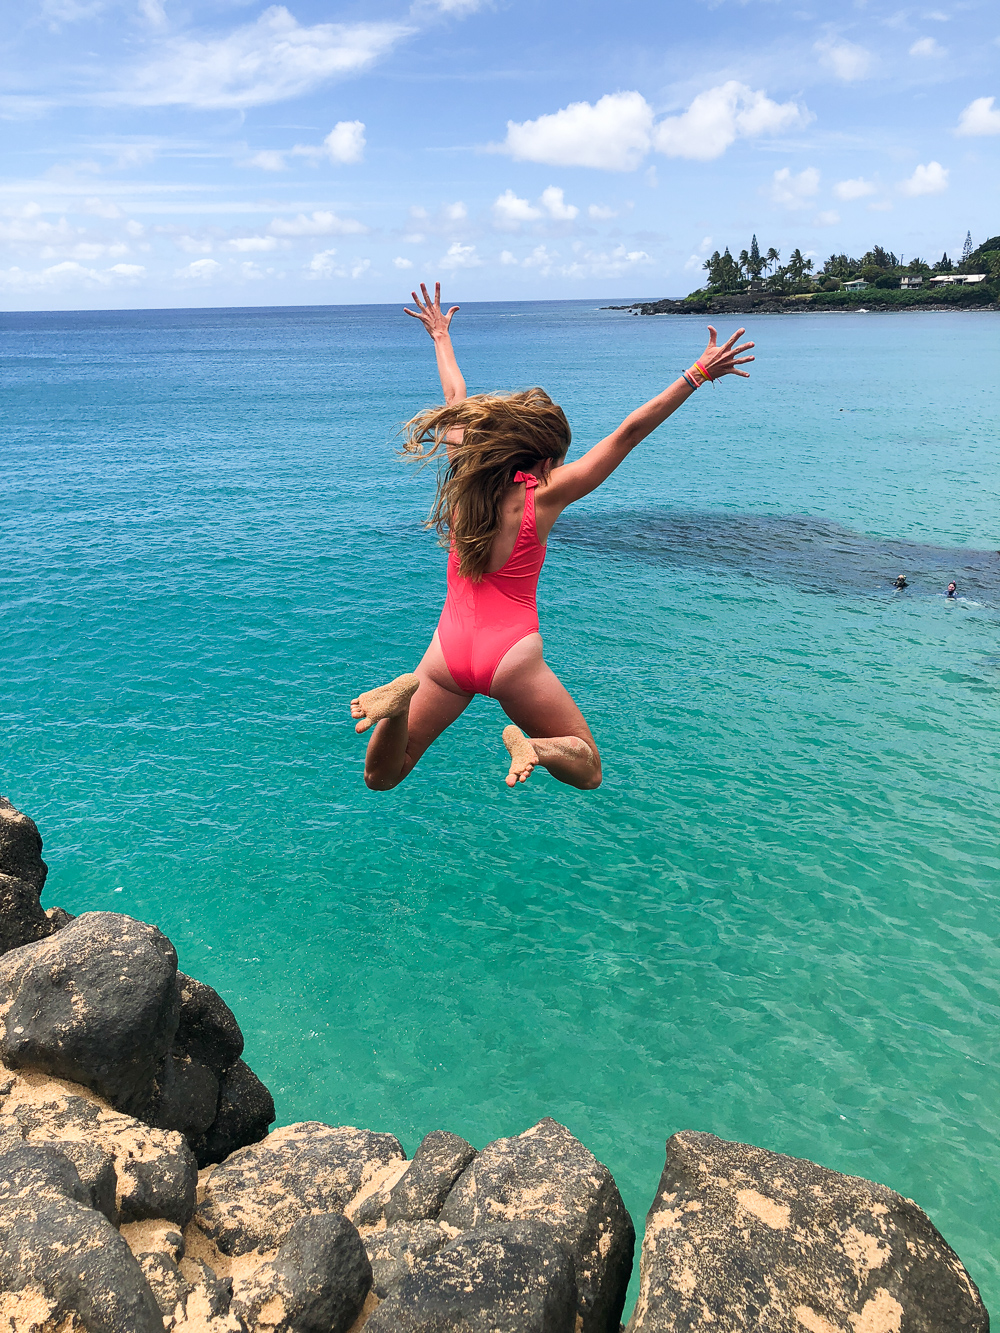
xmin=404 ymin=281 xmax=459 ymax=340
xmin=695 ymin=326 xmax=755 ymax=380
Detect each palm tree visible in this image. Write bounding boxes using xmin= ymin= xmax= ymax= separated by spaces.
xmin=765 ymin=247 xmax=780 ymax=277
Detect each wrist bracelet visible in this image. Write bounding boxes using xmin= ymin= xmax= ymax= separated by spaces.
xmin=681 ymin=369 xmax=700 ymax=390
xmin=695 ymin=359 xmax=713 ymax=383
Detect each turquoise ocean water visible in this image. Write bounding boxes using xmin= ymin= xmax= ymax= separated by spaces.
xmin=3 ymin=301 xmax=999 ymax=1310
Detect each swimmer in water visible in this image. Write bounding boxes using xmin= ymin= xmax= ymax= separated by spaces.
xmin=946 ymin=581 xmax=957 ymax=598
xmin=893 ymin=575 xmax=908 ymax=590
xmin=349 ymin=281 xmax=754 ymax=791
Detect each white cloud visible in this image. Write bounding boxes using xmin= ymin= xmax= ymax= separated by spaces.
xmin=240 ymin=262 xmax=267 ymax=280
xmin=956 ymin=96 xmax=1000 ymax=136
xmin=403 ymin=232 xmax=425 ymax=244
xmin=814 ymin=210 xmax=840 ymax=226
xmin=114 ymin=144 xmax=158 ymax=169
xmin=138 ymin=0 xmax=167 ymax=26
xmin=246 ymin=150 xmax=287 ymax=171
xmin=500 ymin=84 xmax=806 ymax=171
xmin=899 ymin=161 xmax=948 ymax=195
xmin=909 ymin=36 xmax=945 ymax=56
xmin=176 ymin=258 xmax=221 ymax=279
xmin=293 ymin=120 xmax=366 ymax=165
xmin=503 ymin=242 xmax=651 ymax=279
xmin=0 ymin=211 xmax=76 ymax=244
xmin=308 ymin=248 xmax=341 ymax=279
xmin=439 ymin=241 xmax=482 ymax=270
xmin=42 ymin=242 xmax=129 ymax=261
xmin=540 ymin=186 xmax=578 ymax=220
xmin=834 ymin=176 xmax=877 ymax=200
xmin=226 ymin=235 xmax=278 ymax=252
xmin=588 ymin=204 xmax=618 ymax=220
xmin=108 ymin=263 xmax=145 ymax=278
xmin=82 ymin=197 xmax=123 ymax=218
xmin=815 ymin=38 xmax=873 ymax=81
xmin=769 ymin=166 xmax=820 ymax=209
xmin=421 ymin=0 xmax=484 ymax=11
xmin=350 ymin=258 xmax=371 ymax=278
xmin=0 ymin=261 xmax=94 ymax=290
xmin=269 ymin=210 xmax=366 ymax=236
xmin=443 ymin=202 xmax=467 ymax=222
xmin=393 ymin=256 xmax=413 ymax=269
xmin=655 ymin=81 xmax=807 ymax=161
xmin=493 ymin=190 xmax=541 ymax=226
xmin=501 ymin=91 xmax=654 ymax=171
xmin=176 ymin=235 xmax=213 ymax=253
xmin=125 ymin=220 xmax=145 ymax=238
xmin=117 ymin=8 xmax=411 ymax=109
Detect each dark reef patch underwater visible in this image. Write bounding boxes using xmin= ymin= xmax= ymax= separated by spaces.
xmin=555 ymin=510 xmax=1000 ymax=605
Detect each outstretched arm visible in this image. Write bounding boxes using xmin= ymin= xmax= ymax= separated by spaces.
xmin=539 ymin=326 xmax=754 ymax=515
xmin=404 ymin=281 xmax=466 ymax=404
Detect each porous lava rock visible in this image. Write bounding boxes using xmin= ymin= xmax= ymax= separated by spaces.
xmin=0 ymin=797 xmax=54 ymax=956
xmin=363 ymin=1221 xmax=451 ymax=1299
xmin=232 ymin=1213 xmax=372 ymax=1333
xmin=175 ymin=973 xmax=245 ymax=1076
xmin=0 ymin=796 xmax=48 ymax=891
xmin=1 ymin=1069 xmax=198 ymax=1226
xmin=197 ymin=1121 xmax=406 ymax=1256
xmin=382 ymin=1129 xmax=478 ymax=1225
xmin=0 ymin=1139 xmax=164 ymax=1333
xmin=439 ymin=1116 xmax=634 ymax=1333
xmin=365 ymin=1220 xmax=578 ymax=1333
xmin=198 ymin=1058 xmax=276 ymax=1169
xmin=0 ymin=911 xmax=180 ymax=1117
xmin=626 ymin=1130 xmax=989 ymax=1333
xmin=0 ymin=796 xmax=275 ymax=1167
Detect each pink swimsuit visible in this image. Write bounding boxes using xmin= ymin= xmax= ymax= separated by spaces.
xmin=436 ymin=471 xmax=546 ymax=696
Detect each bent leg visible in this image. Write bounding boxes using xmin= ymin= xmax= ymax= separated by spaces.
xmin=490 ymin=635 xmax=601 ymax=790
xmin=360 ymin=633 xmax=473 ymax=790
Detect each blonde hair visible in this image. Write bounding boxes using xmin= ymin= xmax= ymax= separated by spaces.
xmin=403 ymin=389 xmax=570 ymax=581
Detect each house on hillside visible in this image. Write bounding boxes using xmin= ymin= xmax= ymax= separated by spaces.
xmin=900 ymin=275 xmax=923 ymax=289
xmin=929 ymin=274 xmax=987 ymax=286
xmin=844 ymin=278 xmax=868 ymax=291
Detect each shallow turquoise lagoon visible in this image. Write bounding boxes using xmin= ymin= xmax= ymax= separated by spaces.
xmin=3 ymin=302 xmax=999 ymax=1310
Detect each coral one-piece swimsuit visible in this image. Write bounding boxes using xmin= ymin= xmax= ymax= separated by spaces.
xmin=436 ymin=471 xmax=546 ymax=696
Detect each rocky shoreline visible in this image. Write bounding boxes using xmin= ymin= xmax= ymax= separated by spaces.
xmin=605 ymin=295 xmax=999 ymax=315
xmin=0 ymin=794 xmax=989 ymax=1332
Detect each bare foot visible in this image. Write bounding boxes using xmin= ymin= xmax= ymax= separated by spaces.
xmin=503 ymin=724 xmax=539 ymax=786
xmin=350 ymin=673 xmax=420 ymax=734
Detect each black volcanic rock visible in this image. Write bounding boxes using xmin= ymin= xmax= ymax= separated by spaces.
xmin=233 ymin=1213 xmax=372 ymax=1333
xmin=0 ymin=911 xmax=179 ymax=1118
xmin=175 ymin=972 xmax=244 ymax=1076
xmin=363 ymin=1221 xmax=450 ymax=1299
xmin=0 ymin=796 xmax=48 ymax=891
xmin=0 ymin=1140 xmax=163 ymax=1333
xmin=198 ymin=1121 xmax=406 ymax=1256
xmin=626 ymin=1131 xmax=989 ymax=1333
xmin=439 ymin=1117 xmax=634 ymax=1333
xmin=365 ymin=1221 xmax=577 ymax=1333
xmin=197 ymin=1056 xmax=276 ymax=1167
xmin=383 ymin=1129 xmax=478 ymax=1225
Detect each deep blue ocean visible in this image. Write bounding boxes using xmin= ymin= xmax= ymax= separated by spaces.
xmin=3 ymin=301 xmax=999 ymax=1310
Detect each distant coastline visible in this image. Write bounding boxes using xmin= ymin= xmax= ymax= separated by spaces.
xmin=604 ymin=291 xmax=999 ymax=315
xmin=609 ymin=231 xmax=999 ymax=315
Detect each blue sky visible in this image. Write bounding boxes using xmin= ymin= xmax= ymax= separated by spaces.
xmin=2 ymin=0 xmax=999 ymax=309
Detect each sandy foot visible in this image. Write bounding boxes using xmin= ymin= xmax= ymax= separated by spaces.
xmin=503 ymin=725 xmax=539 ymax=786
xmin=350 ymin=673 xmax=420 ymax=734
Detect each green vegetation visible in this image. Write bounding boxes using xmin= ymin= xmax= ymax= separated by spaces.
xmin=690 ymin=233 xmax=1000 ymax=304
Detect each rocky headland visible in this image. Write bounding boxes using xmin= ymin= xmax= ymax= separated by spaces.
xmin=0 ymin=794 xmax=989 ymax=1332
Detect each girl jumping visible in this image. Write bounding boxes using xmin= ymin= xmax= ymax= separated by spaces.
xmin=350 ymin=282 xmax=754 ymax=791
